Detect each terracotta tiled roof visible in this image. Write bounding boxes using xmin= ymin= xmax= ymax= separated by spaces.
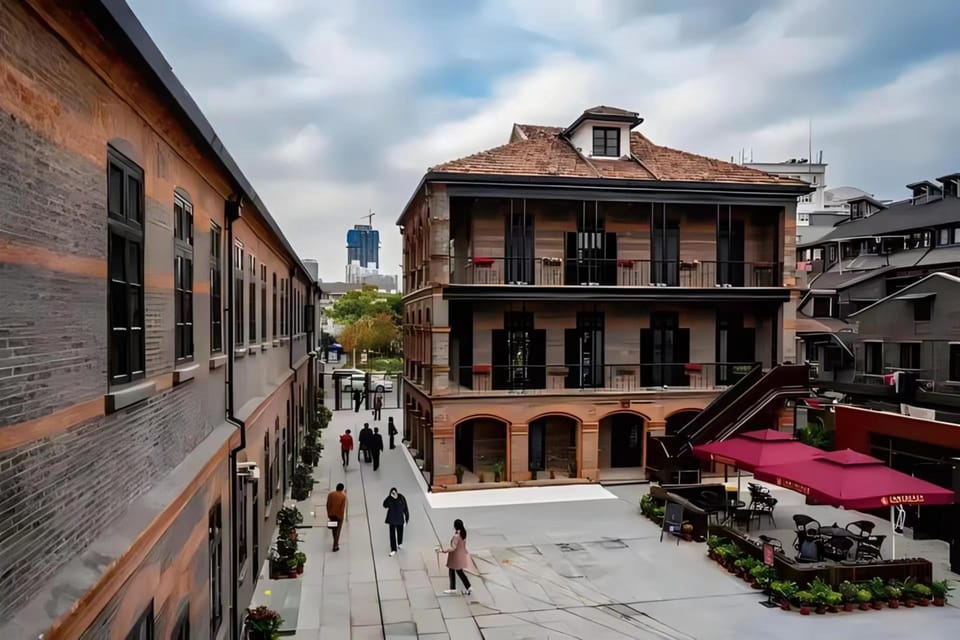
xmin=432 ymin=123 xmax=804 ymax=187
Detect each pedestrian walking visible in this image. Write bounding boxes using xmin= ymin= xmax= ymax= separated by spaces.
xmin=359 ymin=423 xmax=373 ymax=463
xmin=352 ymin=388 xmax=362 ymax=413
xmin=373 ymin=389 xmax=384 ymax=421
xmin=382 ymin=487 xmax=409 ymax=556
xmin=371 ymin=427 xmax=384 ymax=470
xmin=339 ymin=429 xmax=354 ymax=467
xmin=442 ymin=519 xmax=472 ymax=595
xmin=325 ymin=483 xmax=347 ymax=552
xmin=387 ymin=417 xmax=398 ymax=450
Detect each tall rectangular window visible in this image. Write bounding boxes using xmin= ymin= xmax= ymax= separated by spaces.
xmin=238 ymin=478 xmax=248 ymax=567
xmin=208 ymin=502 xmax=223 ymax=638
xmin=107 ymin=148 xmax=145 ymax=385
xmin=865 ymin=342 xmax=883 ymax=375
xmin=899 ymin=343 xmax=920 ymax=369
xmin=249 ymin=256 xmax=257 ymax=343
xmin=125 ymin=602 xmax=154 ymax=640
xmin=272 ymin=273 xmax=278 ymax=339
xmin=280 ymin=280 xmax=286 ymax=336
xmin=234 ymin=242 xmax=244 ymax=344
xmin=260 ymin=265 xmax=267 ymax=342
xmin=592 ymin=127 xmax=620 ymax=157
xmin=950 ymin=344 xmax=960 ymax=381
xmin=174 ymin=194 xmax=194 ymax=362
xmin=264 ymin=432 xmax=272 ymax=507
xmin=210 ymin=224 xmax=223 ymax=352
xmin=914 ymin=298 xmax=932 ymax=322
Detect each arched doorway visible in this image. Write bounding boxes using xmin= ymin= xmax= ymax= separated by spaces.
xmin=455 ymin=417 xmax=508 ymax=483
xmin=599 ymin=412 xmax=646 ymax=472
xmin=665 ymin=410 xmax=699 ymax=436
xmin=529 ymin=415 xmax=578 ymax=479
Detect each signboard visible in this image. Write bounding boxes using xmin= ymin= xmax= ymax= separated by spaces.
xmin=663 ymin=503 xmax=684 ymax=535
xmin=763 ymin=543 xmax=775 ymax=567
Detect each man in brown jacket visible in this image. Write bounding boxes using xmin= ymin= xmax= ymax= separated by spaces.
xmin=326 ymin=483 xmax=347 ymax=551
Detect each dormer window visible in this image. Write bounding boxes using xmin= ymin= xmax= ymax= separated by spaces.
xmin=592 ymin=127 xmax=620 ymax=157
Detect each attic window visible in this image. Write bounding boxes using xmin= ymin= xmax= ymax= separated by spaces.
xmin=592 ymin=127 xmax=620 ymax=157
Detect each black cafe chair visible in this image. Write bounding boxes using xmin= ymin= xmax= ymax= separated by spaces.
xmin=822 ymin=536 xmax=854 ymax=562
xmin=855 ymin=535 xmax=885 ymax=562
xmin=845 ymin=520 xmax=875 ymax=538
xmin=792 ymin=514 xmax=821 ymax=550
xmin=699 ymin=491 xmax=726 ymax=524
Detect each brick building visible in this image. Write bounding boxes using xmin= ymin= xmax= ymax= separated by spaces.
xmin=0 ymin=2 xmax=319 ymax=639
xmin=398 ymin=106 xmax=812 ymax=488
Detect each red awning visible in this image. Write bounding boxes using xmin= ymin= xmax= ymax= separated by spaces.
xmin=753 ymin=449 xmax=955 ymax=510
xmin=691 ymin=429 xmax=821 ymax=472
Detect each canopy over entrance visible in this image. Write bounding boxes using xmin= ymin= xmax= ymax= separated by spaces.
xmin=692 ymin=429 xmax=820 ymax=472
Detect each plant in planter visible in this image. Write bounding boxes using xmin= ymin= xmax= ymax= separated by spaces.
xmin=291 ymin=464 xmax=314 ymax=501
xmin=868 ymin=577 xmax=887 ymax=609
xmin=910 ymin=582 xmax=932 ymax=606
xmin=837 ymin=581 xmax=858 ymax=612
xmin=825 ymin=590 xmax=843 ymax=613
xmin=492 ymin=459 xmax=505 ymax=483
xmin=855 ymin=588 xmax=873 ymax=611
xmin=735 ymin=557 xmax=758 ymax=581
xmin=931 ymin=579 xmax=953 ymax=606
xmin=808 ymin=578 xmax=832 ymax=614
xmin=749 ymin=563 xmax=774 ymax=590
xmin=651 ymin=505 xmax=666 ymax=525
xmin=277 ymin=506 xmax=303 ymax=537
xmin=893 ymin=578 xmax=915 ymax=607
xmin=640 ymin=494 xmax=655 ymax=518
xmin=770 ymin=580 xmax=797 ymax=610
xmin=294 ymin=551 xmax=307 ymax=575
xmin=885 ymin=584 xmax=902 ymax=609
xmin=455 ymin=465 xmax=465 ymax=484
xmin=245 ymin=606 xmax=283 ymax=640
xmin=795 ymin=590 xmax=814 ymax=616
xmin=721 ymin=545 xmax=742 ymax=572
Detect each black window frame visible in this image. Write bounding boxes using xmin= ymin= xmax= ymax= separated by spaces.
xmin=234 ymin=242 xmax=245 ymax=345
xmin=210 ymin=223 xmax=223 ymax=353
xmin=264 ymin=431 xmax=272 ymax=507
xmin=280 ymin=279 xmax=287 ymax=336
xmin=949 ymin=344 xmax=960 ymax=381
xmin=260 ymin=265 xmax=267 ymax=342
xmin=208 ymin=502 xmax=223 ymax=638
xmin=272 ymin=273 xmax=278 ymax=339
xmin=249 ymin=255 xmax=257 ymax=344
xmin=107 ymin=148 xmax=146 ymax=385
xmin=174 ymin=193 xmax=194 ymax=363
xmin=864 ymin=341 xmax=883 ymax=375
xmin=899 ymin=343 xmax=921 ymax=369
xmin=913 ymin=298 xmax=932 ymax=322
xmin=125 ymin=601 xmax=154 ymax=640
xmin=592 ymin=127 xmax=620 ymax=157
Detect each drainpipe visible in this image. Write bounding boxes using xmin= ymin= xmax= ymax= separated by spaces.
xmin=225 ymin=196 xmax=246 ymax=640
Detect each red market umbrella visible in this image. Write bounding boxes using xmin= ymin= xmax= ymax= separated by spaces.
xmin=754 ymin=449 xmax=955 ymax=558
xmin=692 ymin=429 xmax=821 ymax=472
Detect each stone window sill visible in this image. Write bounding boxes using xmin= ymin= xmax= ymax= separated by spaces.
xmin=174 ymin=363 xmax=199 ymax=385
xmin=234 ymin=347 xmax=247 ymax=358
xmin=279 ymin=337 xmax=290 ymax=344
xmin=261 ymin=342 xmax=271 ymax=350
xmin=272 ymin=339 xmax=280 ymax=347
xmin=248 ymin=344 xmax=259 ymax=355
xmin=209 ymin=354 xmax=227 ymax=370
xmin=105 ymin=380 xmax=157 ymax=414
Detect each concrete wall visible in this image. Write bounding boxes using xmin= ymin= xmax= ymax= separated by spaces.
xmin=0 ymin=3 xmax=315 ymax=638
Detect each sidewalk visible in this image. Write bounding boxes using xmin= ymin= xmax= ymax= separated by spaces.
xmin=250 ymin=407 xmax=483 ymax=640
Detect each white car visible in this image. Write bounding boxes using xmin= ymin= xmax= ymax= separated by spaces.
xmin=334 ymin=368 xmax=394 ymax=392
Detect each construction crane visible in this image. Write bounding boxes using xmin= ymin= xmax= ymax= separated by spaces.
xmin=360 ymin=209 xmax=375 ymax=227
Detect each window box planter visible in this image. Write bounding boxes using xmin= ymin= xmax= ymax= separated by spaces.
xmin=472 ymin=364 xmax=491 ymax=375
xmin=471 ymin=257 xmax=495 ymax=267
xmin=680 ymin=260 xmax=700 ymax=270
xmin=543 ymin=257 xmax=563 ymax=267
xmin=616 ymin=259 xmax=634 ymax=268
xmin=684 ymin=363 xmax=703 ymax=373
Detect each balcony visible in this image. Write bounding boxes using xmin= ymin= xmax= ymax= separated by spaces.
xmin=441 ymin=362 xmax=757 ymax=396
xmin=452 ymin=257 xmax=782 ymax=288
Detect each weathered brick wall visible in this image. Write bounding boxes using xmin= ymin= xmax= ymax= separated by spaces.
xmin=0 ymin=381 xmax=211 ymax=624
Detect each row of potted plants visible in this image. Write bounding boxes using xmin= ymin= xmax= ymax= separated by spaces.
xmin=300 ymin=405 xmax=331 ymax=468
xmin=705 ymin=536 xmax=953 ymax=614
xmin=268 ymin=505 xmax=307 ymax=579
xmin=454 ymin=459 xmax=506 ymax=483
xmin=244 ymin=605 xmax=283 ymax=640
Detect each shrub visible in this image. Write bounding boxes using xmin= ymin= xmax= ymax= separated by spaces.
xmin=771 ymin=580 xmax=798 ymax=603
xmin=276 ymin=506 xmax=303 ymax=536
xmin=931 ymin=580 xmax=953 ymax=600
xmin=837 ymin=580 xmax=859 ymax=603
xmin=855 ymin=589 xmax=872 ymax=604
xmin=291 ymin=464 xmax=314 ymax=501
xmin=245 ymin=606 xmax=283 ymax=639
xmin=911 ymin=583 xmax=932 ymax=599
xmin=706 ymin=535 xmax=725 ymax=550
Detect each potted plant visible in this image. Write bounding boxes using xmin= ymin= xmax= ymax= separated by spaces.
xmin=651 ymin=505 xmax=666 ymax=526
xmin=749 ymin=563 xmax=774 ymax=590
xmin=911 ymin=582 xmax=932 ymax=606
xmin=825 ymin=590 xmax=843 ymax=613
xmin=735 ymin=557 xmax=757 ymax=581
xmin=455 ymin=465 xmax=465 ymax=484
xmin=868 ymin=577 xmax=886 ymax=609
xmin=885 ymin=584 xmax=902 ymax=609
xmin=492 ymin=459 xmax=505 ymax=483
xmin=478 ymin=472 xmax=486 ymax=483
xmin=796 ymin=590 xmax=814 ymax=615
xmin=706 ymin=535 xmax=723 ymax=560
xmin=277 ymin=506 xmax=303 ymax=535
xmin=640 ymin=494 xmax=654 ymax=517
xmin=721 ymin=545 xmax=742 ymax=573
xmin=771 ymin=580 xmax=797 ymax=611
xmin=837 ymin=581 xmax=858 ymax=612
xmin=245 ymin=606 xmax=283 ymax=640
xmin=931 ymin=579 xmax=953 ymax=606
xmin=894 ymin=578 xmax=915 ymax=607
xmin=856 ymin=588 xmax=873 ymax=611
xmin=291 ymin=464 xmax=313 ymax=501
xmin=295 ymin=551 xmax=307 ymax=575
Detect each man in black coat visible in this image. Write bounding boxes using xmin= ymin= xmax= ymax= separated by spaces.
xmin=359 ymin=423 xmax=373 ymax=463
xmin=387 ymin=417 xmax=398 ymax=449
xmin=370 ymin=427 xmax=385 ymax=470
xmin=382 ymin=487 xmax=409 ymax=556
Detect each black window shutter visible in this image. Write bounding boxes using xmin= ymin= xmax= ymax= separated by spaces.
xmin=640 ymin=328 xmax=653 ymax=386
xmin=564 ymin=232 xmax=577 ymax=285
xmin=492 ymin=329 xmax=507 ymax=390
xmin=564 ymin=328 xmax=579 ymax=389
xmin=603 ymin=232 xmax=617 ymax=285
xmin=530 ymin=329 xmax=546 ymax=389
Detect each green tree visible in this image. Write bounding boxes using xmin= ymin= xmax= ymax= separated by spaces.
xmin=338 ymin=313 xmax=400 ymax=363
xmin=328 ymin=286 xmax=400 ymax=325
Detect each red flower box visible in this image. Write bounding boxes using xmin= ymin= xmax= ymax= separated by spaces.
xmin=617 ymin=259 xmax=635 ymax=268
xmin=472 ymin=365 xmax=491 ymax=374
xmin=471 ymin=257 xmax=494 ymax=267
xmin=684 ymin=363 xmax=703 ymax=372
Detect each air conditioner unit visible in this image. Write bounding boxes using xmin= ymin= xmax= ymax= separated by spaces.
xmin=236 ymin=462 xmax=260 ymax=481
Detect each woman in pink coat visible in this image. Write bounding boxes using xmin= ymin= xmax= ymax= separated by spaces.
xmin=442 ymin=519 xmax=472 ymax=595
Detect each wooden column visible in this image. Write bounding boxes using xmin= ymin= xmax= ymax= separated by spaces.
xmin=509 ymin=423 xmax=529 ymax=482
xmin=580 ymin=421 xmax=599 ymax=482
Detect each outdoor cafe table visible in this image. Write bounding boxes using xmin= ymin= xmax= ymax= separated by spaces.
xmin=818 ymin=525 xmax=857 ymax=538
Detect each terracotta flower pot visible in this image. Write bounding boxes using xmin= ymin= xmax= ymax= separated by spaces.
xmin=871 ymin=602 xmax=883 ymax=610
xmin=859 ymin=603 xmax=870 ymax=611
xmin=918 ymin=598 xmax=930 ymax=607
xmin=815 ymin=605 xmax=826 ymax=615
xmin=904 ymin=600 xmax=914 ymax=608
xmin=842 ymin=603 xmax=853 ymax=612
xmin=780 ymin=600 xmax=791 ymax=611
xmin=828 ymin=606 xmax=838 ymax=613
xmin=297 ymin=565 xmax=304 ymax=575
xmin=888 ymin=599 xmax=899 ymax=609
xmin=799 ymin=607 xmax=810 ymax=616
xmin=933 ymin=597 xmax=945 ymax=607
xmin=288 ymin=570 xmax=298 ymax=579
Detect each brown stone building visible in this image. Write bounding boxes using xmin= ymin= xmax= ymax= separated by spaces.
xmin=399 ymin=107 xmax=810 ymax=488
xmin=0 ymin=2 xmax=319 ymax=639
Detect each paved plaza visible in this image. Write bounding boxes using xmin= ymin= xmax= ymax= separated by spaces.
xmin=250 ymin=408 xmax=960 ymax=639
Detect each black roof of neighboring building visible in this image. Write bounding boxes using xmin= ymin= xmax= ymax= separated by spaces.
xmin=92 ymin=1 xmax=312 ymax=280
xmin=801 ymin=195 xmax=960 ymax=247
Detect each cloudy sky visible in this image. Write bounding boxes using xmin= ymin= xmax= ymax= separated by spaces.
xmin=129 ymin=0 xmax=960 ymax=282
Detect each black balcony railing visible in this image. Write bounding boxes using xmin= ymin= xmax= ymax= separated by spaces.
xmin=452 ymin=362 xmax=757 ymax=394
xmin=453 ymin=257 xmax=781 ymax=287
